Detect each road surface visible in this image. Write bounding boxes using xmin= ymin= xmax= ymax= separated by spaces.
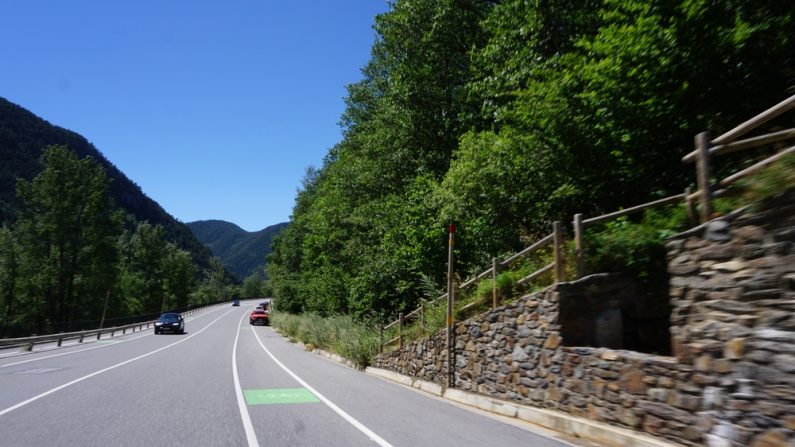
xmin=0 ymin=302 xmax=577 ymax=446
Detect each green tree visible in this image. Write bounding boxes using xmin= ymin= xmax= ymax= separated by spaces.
xmin=122 ymin=222 xmax=168 ymax=313
xmin=241 ymin=273 xmax=265 ymax=299
xmin=15 ymin=145 xmax=122 ymax=331
xmin=0 ymin=226 xmax=19 ymax=329
xmin=162 ymin=244 xmax=195 ymax=310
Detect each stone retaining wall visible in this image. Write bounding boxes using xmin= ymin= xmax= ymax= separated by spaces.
xmin=374 ymin=189 xmax=795 ymax=446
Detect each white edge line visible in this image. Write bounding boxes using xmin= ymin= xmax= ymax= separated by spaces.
xmin=249 ymin=326 xmax=393 ymax=447
xmin=232 ymin=312 xmax=260 ymax=447
xmin=0 ymin=307 xmax=236 ymax=417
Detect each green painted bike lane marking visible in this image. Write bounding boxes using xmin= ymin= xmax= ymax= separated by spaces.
xmin=244 ymin=388 xmax=320 ymax=405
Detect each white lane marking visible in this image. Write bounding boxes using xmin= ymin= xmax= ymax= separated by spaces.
xmin=250 ymin=327 xmax=393 ymax=447
xmin=0 ymin=305 xmax=225 ymax=368
xmin=12 ymin=367 xmax=63 ymax=374
xmin=232 ymin=313 xmax=260 ymax=447
xmin=0 ymin=308 xmax=236 ymax=417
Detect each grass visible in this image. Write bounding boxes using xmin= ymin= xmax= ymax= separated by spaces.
xmin=270 ymin=312 xmax=380 ymax=369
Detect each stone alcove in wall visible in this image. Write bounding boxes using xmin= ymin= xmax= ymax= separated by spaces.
xmin=557 ymin=273 xmax=672 ymax=355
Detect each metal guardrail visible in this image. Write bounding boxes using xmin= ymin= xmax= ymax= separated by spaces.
xmin=0 ymin=303 xmax=226 ymax=352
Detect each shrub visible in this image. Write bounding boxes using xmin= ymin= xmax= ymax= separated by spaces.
xmin=742 ymin=152 xmax=795 ymax=206
xmin=584 ymin=206 xmax=687 ymax=290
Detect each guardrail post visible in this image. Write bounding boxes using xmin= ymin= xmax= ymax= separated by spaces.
xmin=398 ymin=312 xmax=404 ymax=349
xmin=573 ymin=214 xmax=584 ymax=279
xmin=553 ymin=221 xmax=564 ymax=283
xmin=57 ymin=337 xmax=63 ymax=347
xmin=695 ymin=131 xmax=713 ymax=223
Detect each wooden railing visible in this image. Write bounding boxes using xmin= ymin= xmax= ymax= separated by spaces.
xmin=379 ymin=93 xmax=795 ymax=354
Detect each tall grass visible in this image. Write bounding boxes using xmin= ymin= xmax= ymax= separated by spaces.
xmin=271 ymin=312 xmax=380 ymax=369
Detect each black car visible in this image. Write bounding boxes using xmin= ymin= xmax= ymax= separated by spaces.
xmin=154 ymin=313 xmax=185 ymax=334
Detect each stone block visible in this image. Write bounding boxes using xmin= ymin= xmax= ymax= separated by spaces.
xmin=695 ymin=354 xmax=714 ymax=372
xmin=620 ymin=368 xmax=647 ymax=395
xmin=713 ymin=260 xmax=748 ymax=272
xmin=648 ymin=388 xmax=670 ymax=402
xmin=773 ymin=354 xmax=795 ymax=373
xmin=734 ymin=225 xmax=765 ymax=242
xmin=724 ymin=338 xmax=745 ymax=360
xmin=696 ymin=244 xmax=737 ymax=261
xmin=543 ymin=333 xmax=561 ymax=349
xmin=642 ymin=414 xmax=665 ymax=434
xmin=714 ymin=359 xmax=733 ymax=374
xmin=750 ymin=430 xmax=789 ymax=447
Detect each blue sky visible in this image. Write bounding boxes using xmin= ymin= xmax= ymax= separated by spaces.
xmin=0 ymin=0 xmax=390 ymax=231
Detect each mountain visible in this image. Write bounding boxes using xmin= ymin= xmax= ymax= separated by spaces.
xmin=0 ymin=96 xmax=218 ymax=273
xmin=187 ymin=220 xmax=287 ymax=280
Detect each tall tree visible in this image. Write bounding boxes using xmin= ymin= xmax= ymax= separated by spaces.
xmin=0 ymin=226 xmax=19 ymax=329
xmin=15 ymin=145 xmax=122 ymax=330
xmin=122 ymin=222 xmax=168 ymax=313
xmin=162 ymin=244 xmax=195 ymax=311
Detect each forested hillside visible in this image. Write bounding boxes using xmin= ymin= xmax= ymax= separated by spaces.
xmin=268 ymin=0 xmax=795 ymax=318
xmin=187 ymin=220 xmax=287 ymax=280
xmin=0 ymin=97 xmax=217 ymax=272
xmin=0 ymin=99 xmax=237 ymax=336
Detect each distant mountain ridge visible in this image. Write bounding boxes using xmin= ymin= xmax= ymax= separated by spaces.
xmin=0 ymin=96 xmax=218 ymax=273
xmin=187 ymin=220 xmax=287 ymax=280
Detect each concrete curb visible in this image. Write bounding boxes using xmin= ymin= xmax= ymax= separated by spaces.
xmin=365 ymin=367 xmax=681 ymax=447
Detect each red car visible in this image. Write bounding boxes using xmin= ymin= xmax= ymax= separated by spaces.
xmin=249 ymin=309 xmax=269 ymax=326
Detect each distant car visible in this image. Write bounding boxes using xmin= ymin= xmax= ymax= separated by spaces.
xmin=154 ymin=313 xmax=185 ymax=334
xmin=232 ymin=299 xmax=240 ymax=306
xmin=249 ymin=309 xmax=269 ymax=326
xmin=259 ymin=300 xmax=270 ymax=310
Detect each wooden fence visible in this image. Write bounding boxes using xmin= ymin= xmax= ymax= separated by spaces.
xmin=380 ymin=93 xmax=795 ymax=354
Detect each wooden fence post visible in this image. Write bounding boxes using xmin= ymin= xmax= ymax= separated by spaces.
xmin=420 ymin=300 xmax=425 ymax=336
xmin=448 ymin=282 xmax=457 ymax=388
xmin=553 ymin=221 xmax=564 ymax=283
xmin=492 ymin=257 xmax=499 ymax=309
xmin=379 ymin=325 xmax=384 ymax=354
xmin=398 ymin=312 xmax=404 ymax=349
xmin=573 ymin=214 xmax=584 ymax=279
xmin=695 ymin=131 xmax=713 ymax=223
xmin=446 ymin=224 xmax=455 ymax=388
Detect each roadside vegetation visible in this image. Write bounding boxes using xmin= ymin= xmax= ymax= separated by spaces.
xmin=265 ymin=0 xmax=794 ymax=363
xmin=271 ymin=312 xmax=380 ymax=369
xmin=267 ymin=0 xmax=795 ymax=324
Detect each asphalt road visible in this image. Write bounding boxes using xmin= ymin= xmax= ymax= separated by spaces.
xmin=0 ymin=302 xmax=577 ymax=447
